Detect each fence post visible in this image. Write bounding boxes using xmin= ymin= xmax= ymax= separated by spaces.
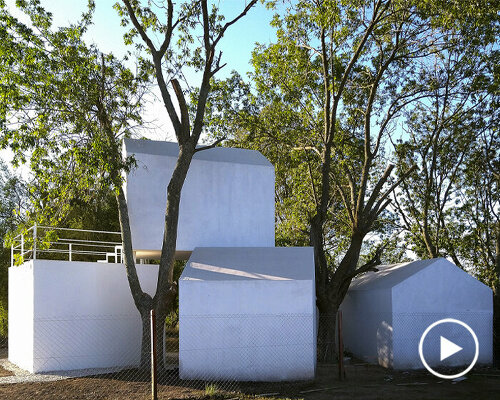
xmin=69 ymin=243 xmax=72 ymax=262
xmin=338 ymin=310 xmax=345 ymax=380
xmin=33 ymin=224 xmax=37 ymax=260
xmin=151 ymin=309 xmax=158 ymax=400
xmin=10 ymin=241 xmax=13 ymax=268
xmin=21 ymin=233 xmax=24 ymax=259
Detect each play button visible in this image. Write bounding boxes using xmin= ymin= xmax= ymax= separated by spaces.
xmin=440 ymin=336 xmax=462 ymax=361
xmin=419 ymin=318 xmax=479 ymax=379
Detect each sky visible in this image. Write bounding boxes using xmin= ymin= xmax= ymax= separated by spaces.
xmin=3 ymin=0 xmax=284 ymax=159
xmin=33 ymin=1 xmax=281 ymax=75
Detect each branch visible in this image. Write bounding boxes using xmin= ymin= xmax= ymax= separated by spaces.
xmin=170 ymin=78 xmax=190 ymax=142
xmin=157 ymin=0 xmax=174 ymax=58
xmin=122 ymin=0 xmax=182 ymax=137
xmin=201 ymin=0 xmax=211 ymax=53
xmin=368 ymin=164 xmax=418 ymax=224
xmin=344 ymin=243 xmax=386 ymax=282
xmin=331 ymin=175 xmax=355 ymax=226
xmin=210 ymin=51 xmax=227 ymax=77
xmin=292 ymin=146 xmax=322 ymax=158
xmin=122 ymin=0 xmax=157 ymax=55
xmin=364 ymin=164 xmax=395 ymax=215
xmin=212 ymin=0 xmax=258 ymax=49
xmin=194 ymin=136 xmax=226 ymax=153
xmin=334 ymin=0 xmax=390 ymax=106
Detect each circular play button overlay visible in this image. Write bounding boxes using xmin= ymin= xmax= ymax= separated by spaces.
xmin=418 ymin=318 xmax=479 ymax=379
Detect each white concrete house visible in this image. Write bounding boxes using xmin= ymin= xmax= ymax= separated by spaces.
xmin=340 ymin=258 xmax=493 ymax=369
xmin=123 ymin=139 xmax=275 ymax=260
xmin=8 ymin=140 xmax=289 ymax=375
xmin=179 ymin=247 xmax=316 ymax=381
xmin=9 ymin=260 xmax=158 ymax=373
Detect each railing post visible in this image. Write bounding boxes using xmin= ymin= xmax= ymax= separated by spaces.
xmin=33 ymin=224 xmax=37 ymax=260
xmin=151 ymin=309 xmax=158 ymax=400
xmin=69 ymin=243 xmax=72 ymax=262
xmin=21 ymin=233 xmax=24 ymax=259
xmin=10 ymin=241 xmax=13 ymax=268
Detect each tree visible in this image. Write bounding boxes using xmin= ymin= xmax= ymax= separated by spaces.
xmin=204 ymin=0 xmax=457 ymax=361
xmin=1 ymin=0 xmax=258 ymax=367
xmin=389 ymin=0 xmax=500 ymax=361
xmin=0 ymin=161 xmax=27 ymax=339
xmin=391 ymin=10 xmax=499 ymax=270
xmin=203 ymin=0 xmax=500 ymax=361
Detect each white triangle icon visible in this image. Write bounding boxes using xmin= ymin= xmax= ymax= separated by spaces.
xmin=440 ymin=336 xmax=463 ymax=361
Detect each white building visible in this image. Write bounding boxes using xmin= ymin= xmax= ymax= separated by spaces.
xmin=123 ymin=139 xmax=275 ymax=260
xmin=9 ymin=260 xmax=158 ymax=373
xmin=10 ymin=140 xmax=315 ymax=379
xmin=179 ymin=247 xmax=316 ymax=381
xmin=340 ymin=258 xmax=493 ymax=369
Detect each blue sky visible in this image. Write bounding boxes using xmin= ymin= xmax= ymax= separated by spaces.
xmin=36 ymin=1 xmax=281 ymax=77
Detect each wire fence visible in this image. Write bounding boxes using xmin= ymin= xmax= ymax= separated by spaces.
xmin=0 ymin=312 xmax=498 ymax=399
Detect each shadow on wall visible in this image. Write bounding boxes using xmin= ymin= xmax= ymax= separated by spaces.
xmin=377 ymin=320 xmax=393 ymax=368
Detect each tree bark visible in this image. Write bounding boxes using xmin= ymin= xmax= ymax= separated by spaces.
xmin=311 ymin=214 xmax=329 ymax=312
xmin=317 ymin=306 xmax=338 ymax=364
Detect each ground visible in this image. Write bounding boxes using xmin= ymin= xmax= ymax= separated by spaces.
xmin=0 ymin=361 xmax=499 ymax=399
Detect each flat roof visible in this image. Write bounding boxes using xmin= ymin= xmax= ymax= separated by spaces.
xmin=123 ymin=138 xmax=272 ymax=167
xmin=180 ymin=247 xmax=314 ymax=281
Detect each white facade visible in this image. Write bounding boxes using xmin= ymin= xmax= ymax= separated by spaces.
xmin=9 ymin=260 xmax=157 ymax=373
xmin=340 ymin=258 xmax=493 ymax=369
xmin=123 ymin=139 xmax=275 ymax=258
xmin=179 ymin=247 xmax=316 ymax=381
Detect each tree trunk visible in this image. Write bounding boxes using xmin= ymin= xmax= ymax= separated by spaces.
xmin=138 ymin=308 xmax=170 ymax=370
xmin=317 ymin=306 xmax=338 ymax=364
xmin=316 ymin=232 xmax=366 ymax=363
xmin=140 ymin=310 xmax=152 ymax=368
xmin=310 ymin=214 xmax=329 ymax=312
xmin=310 ymin=214 xmax=338 ymax=363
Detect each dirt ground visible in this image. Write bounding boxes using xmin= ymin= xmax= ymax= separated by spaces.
xmin=0 ymin=362 xmax=499 ymax=400
xmin=0 ymin=366 xmax=12 ymax=378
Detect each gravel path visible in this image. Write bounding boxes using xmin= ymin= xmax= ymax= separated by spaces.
xmin=0 ymin=358 xmax=124 ymax=385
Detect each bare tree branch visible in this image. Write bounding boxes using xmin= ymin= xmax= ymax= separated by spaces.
xmin=170 ymin=78 xmax=190 ymax=142
xmin=194 ymin=136 xmax=226 ymax=153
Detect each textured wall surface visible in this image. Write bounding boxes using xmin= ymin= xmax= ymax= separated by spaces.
xmin=340 ymin=259 xmax=493 ymax=369
xmin=179 ymin=247 xmax=316 ymax=381
xmin=123 ymin=139 xmax=275 ymax=254
xmin=9 ymin=260 xmax=158 ymax=373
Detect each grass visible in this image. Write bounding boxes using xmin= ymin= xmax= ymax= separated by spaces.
xmin=204 ymin=383 xmax=219 ymax=397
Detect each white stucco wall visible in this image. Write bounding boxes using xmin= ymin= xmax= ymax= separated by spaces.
xmin=392 ymin=260 xmax=493 ymax=369
xmin=340 ymin=289 xmax=393 ymax=367
xmin=123 ymin=140 xmax=275 ymax=253
xmin=9 ymin=260 xmax=158 ymax=373
xmin=340 ymin=259 xmax=493 ymax=370
xmin=8 ymin=261 xmax=34 ymax=372
xmin=179 ymin=247 xmax=316 ymax=381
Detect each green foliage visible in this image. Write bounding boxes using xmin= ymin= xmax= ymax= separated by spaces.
xmin=0 ymin=0 xmax=149 ymax=336
xmin=0 ymin=0 xmax=148 ymax=229
xmin=202 ymin=2 xmax=500 ymax=331
xmin=203 ymin=0 xmax=435 ymax=264
xmin=392 ymin=12 xmax=499 ymax=289
xmin=0 ymin=161 xmax=27 ymax=338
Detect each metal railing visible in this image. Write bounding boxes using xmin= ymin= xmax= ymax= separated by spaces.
xmin=10 ymin=225 xmax=123 ymax=266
